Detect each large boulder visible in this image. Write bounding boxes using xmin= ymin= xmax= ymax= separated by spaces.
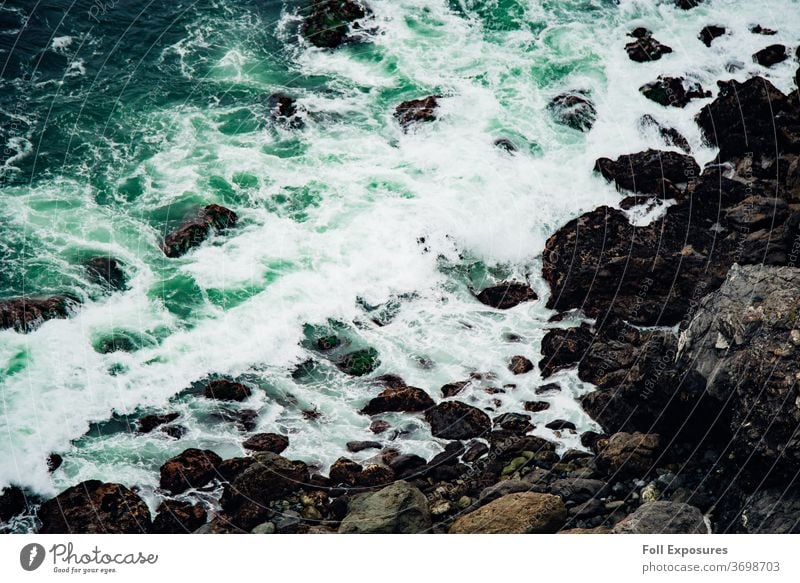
xmin=595 ymin=432 xmax=660 ymax=478
xmin=38 ymin=481 xmax=151 ymax=533
xmin=242 ymin=433 xmax=289 ymax=454
xmin=625 ymin=31 xmax=673 ymax=62
xmin=476 ymin=282 xmax=537 ymax=309
xmin=612 ymin=501 xmax=706 ymax=534
xmin=698 ymin=25 xmax=725 ymax=47
xmin=159 ymin=448 xmax=223 ymax=494
xmin=150 ymin=500 xmax=207 ymax=534
xmin=84 ymin=256 xmax=127 ymax=290
xmin=539 ymin=323 xmax=594 ymax=378
xmin=161 ymin=204 xmax=237 ymax=258
xmin=753 ymin=44 xmax=788 ymax=67
xmin=301 ymin=0 xmax=372 ymax=49
xmin=0 ymin=295 xmax=78 ymax=333
xmin=361 ymin=384 xmax=434 ymax=415
xmin=425 ymin=401 xmax=491 ymax=440
xmin=449 ymin=492 xmax=566 ymax=534
xmin=339 ymin=481 xmax=431 ymax=534
xmin=227 ymin=452 xmax=309 ymax=507
xmin=594 ymin=149 xmax=699 ymax=197
xmin=676 ymin=265 xmax=800 ymax=476
xmin=639 ymin=76 xmax=710 ymax=107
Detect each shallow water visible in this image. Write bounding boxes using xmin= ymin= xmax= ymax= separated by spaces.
xmin=1 ymin=0 xmax=798 ymax=523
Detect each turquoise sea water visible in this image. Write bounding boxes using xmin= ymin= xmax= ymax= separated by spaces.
xmin=1 ymin=0 xmax=799 ymax=528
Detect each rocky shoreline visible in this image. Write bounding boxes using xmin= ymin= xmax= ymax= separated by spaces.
xmin=2 ymin=0 xmax=800 ymax=534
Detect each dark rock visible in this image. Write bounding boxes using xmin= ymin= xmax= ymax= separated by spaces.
xmin=523 ymin=400 xmax=550 ymax=413
xmin=595 ymin=432 xmax=660 ymax=479
xmin=640 ymin=114 xmax=691 ymax=153
xmin=329 ymin=457 xmax=363 ymax=486
xmin=369 ymin=420 xmax=390 ymax=434
xmin=355 ymin=464 xmax=395 ymax=487
xmin=203 ymin=379 xmax=251 ymax=402
xmin=640 ymin=76 xmax=710 ymax=107
xmin=580 ymin=431 xmax=606 ymax=451
xmin=535 ymin=383 xmax=561 ymax=395
xmin=548 ymin=478 xmax=607 ymax=503
xmin=539 ymin=324 xmax=593 ymax=377
xmin=217 ymin=457 xmax=255 ymax=482
xmin=394 ymin=96 xmax=440 ymax=129
xmin=38 ymin=481 xmax=151 ymax=533
xmin=479 ymin=479 xmax=533 ymax=503
xmin=612 ymin=501 xmax=706 ymax=533
xmin=441 ymin=380 xmax=469 ymax=398
xmin=625 ymin=33 xmax=673 ymax=62
xmin=84 ymin=256 xmax=127 ymax=290
xmin=346 ymin=440 xmax=381 ymax=453
xmin=462 ymin=441 xmax=489 ymax=462
xmin=301 ymin=0 xmax=372 ymax=49
xmin=675 ymin=0 xmax=702 ymax=9
xmin=450 ymin=492 xmax=566 ymax=534
xmin=226 ymin=452 xmax=309 ymax=508
xmin=754 ymin=44 xmax=788 ymax=67
xmin=739 ymin=489 xmax=800 ymax=533
xmin=151 ymin=500 xmax=207 ymax=534
xmin=493 ymin=412 xmax=534 ymax=434
xmin=699 ymin=25 xmax=725 ymax=47
xmin=213 ymin=408 xmax=258 ymax=431
xmin=266 ymin=93 xmax=302 ymax=128
xmin=595 ymin=148 xmax=699 ymax=196
xmin=339 ymin=481 xmax=431 ymax=533
xmin=337 ymin=347 xmax=379 ymax=376
xmin=508 ymin=355 xmax=533 ymax=375
xmin=494 ymin=138 xmax=517 ymax=152
xmin=361 ymin=384 xmax=434 ymax=414
xmin=545 ymin=419 xmax=576 ymax=431
xmin=750 ymin=25 xmax=777 ymax=35
xmin=476 ymin=282 xmax=537 ymax=309
xmin=161 ymin=204 xmax=237 ymax=258
xmin=159 ymin=448 xmax=223 ymax=494
xmin=47 ymin=454 xmax=63 ymax=472
xmin=425 ymin=401 xmax=491 ymax=440
xmin=0 ymin=295 xmax=78 ymax=333
xmin=160 ymin=424 xmax=187 ymax=439
xmin=0 ymin=486 xmax=27 ymax=522
xmin=242 ymin=433 xmax=289 ymax=454
xmin=315 ymin=334 xmax=341 ymax=351
xmin=548 ymin=92 xmax=597 ymax=131
xmin=137 ymin=412 xmax=180 ymax=434
xmin=388 ymin=454 xmax=427 ymax=479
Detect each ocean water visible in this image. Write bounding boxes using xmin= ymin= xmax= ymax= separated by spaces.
xmin=1 ymin=0 xmax=798 ymax=524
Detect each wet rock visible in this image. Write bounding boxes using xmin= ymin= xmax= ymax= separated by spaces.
xmin=160 ymin=425 xmax=187 ymax=439
xmin=0 ymin=486 xmax=27 ymax=522
xmin=47 ymin=454 xmax=63 ymax=472
xmin=478 ymin=480 xmax=534 ymax=503
xmin=699 ymin=25 xmax=725 ymax=47
xmin=346 ymin=440 xmax=381 ymax=453
xmin=539 ymin=324 xmax=593 ymax=378
xmin=301 ymin=0 xmax=373 ymax=49
xmin=217 ymin=457 xmax=255 ymax=482
xmin=494 ymin=138 xmax=517 ymax=152
xmin=355 ymin=464 xmax=395 ymax=487
xmin=523 ymin=400 xmax=550 ymax=413
xmin=754 ymin=44 xmax=788 ymax=67
xmin=369 ymin=420 xmax=390 ymax=434
xmin=545 ymin=419 xmax=576 ymax=431
xmin=595 ymin=149 xmax=699 ymax=197
xmin=696 ymin=76 xmax=799 ymax=160
xmin=0 ymin=295 xmax=78 ymax=333
xmin=639 ymin=76 xmax=710 ymax=107
xmin=612 ymin=501 xmax=706 ymax=533
xmin=739 ymin=489 xmax=800 ymax=533
xmin=161 ymin=204 xmax=238 ymax=258
xmin=536 ymin=383 xmax=561 ymax=395
xmin=493 ymin=412 xmax=534 ymax=434
xmin=640 ymin=114 xmax=691 ymax=153
xmin=266 ymin=93 xmax=303 ymax=128
xmin=84 ymin=256 xmax=127 ymax=290
xmin=388 ymin=454 xmax=427 ymax=479
xmin=476 ymin=282 xmax=537 ymax=309
xmin=203 ymin=379 xmax=252 ymax=402
xmin=159 ymin=448 xmax=223 ymax=494
xmin=226 ymin=452 xmax=309 ymax=508
xmin=425 ymin=401 xmax=491 ymax=440
xmin=137 ymin=412 xmax=180 ymax=434
xmin=151 ymin=500 xmax=207 ymax=534
xmin=750 ymin=25 xmax=777 ymax=35
xmin=339 ymin=481 xmax=431 ymax=534
xmin=441 ymin=380 xmax=469 ymax=398
xmin=329 ymin=457 xmax=363 ymax=486
xmin=361 ymin=384 xmax=434 ymax=414
xmin=450 ymin=492 xmax=566 ymax=534
xmin=508 ymin=355 xmax=533 ymax=375
xmin=337 ymin=347 xmax=379 ymax=376
xmin=676 ymin=265 xmax=800 ymax=477
xmin=675 ymin=0 xmax=702 ymax=8
xmin=595 ymin=432 xmax=660 ymax=479
xmin=548 ymin=478 xmax=607 ymax=503
xmin=38 ymin=481 xmax=151 ymax=533
xmin=462 ymin=441 xmax=489 ymax=462
xmin=394 ymin=96 xmax=440 ymax=129
xmin=213 ymin=408 xmax=258 ymax=431
xmin=548 ymin=92 xmax=597 ymax=132
xmin=625 ymin=31 xmax=673 ymax=62
xmin=242 ymin=433 xmax=289 ymax=454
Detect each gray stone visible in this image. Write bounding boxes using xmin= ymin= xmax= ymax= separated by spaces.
xmin=339 ymin=481 xmax=431 ymax=534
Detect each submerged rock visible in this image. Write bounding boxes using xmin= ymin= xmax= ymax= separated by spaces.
xmin=84 ymin=256 xmax=127 ymax=290
xmin=625 ymin=31 xmax=673 ymax=62
xmin=449 ymin=492 xmax=566 ymax=534
xmin=0 ymin=295 xmax=79 ymax=333
xmin=266 ymin=92 xmax=303 ymax=128
xmin=137 ymin=412 xmax=180 ymax=434
xmin=38 ymin=481 xmax=151 ymax=533
xmin=161 ymin=204 xmax=238 ymax=258
xmin=639 ymin=114 xmax=691 ymax=153
xmin=203 ymin=379 xmax=252 ymax=401
xmin=159 ymin=448 xmax=223 ymax=494
xmin=548 ymin=92 xmax=597 ymax=131
xmin=476 ymin=282 xmax=537 ymax=309
xmin=750 ymin=25 xmax=777 ymax=35
xmin=753 ymin=44 xmax=788 ymax=67
xmin=394 ymin=96 xmax=440 ymax=129
xmin=425 ymin=401 xmax=491 ymax=440
xmin=699 ymin=25 xmax=725 ymax=47
xmin=301 ymin=0 xmax=372 ymax=49
xmin=612 ymin=501 xmax=706 ymax=534
xmin=339 ymin=481 xmax=431 ymax=533
xmin=639 ymin=76 xmax=710 ymax=107
xmin=337 ymin=347 xmax=380 ymax=376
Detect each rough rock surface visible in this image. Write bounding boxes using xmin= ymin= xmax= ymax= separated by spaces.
xmin=612 ymin=501 xmax=706 ymax=534
xmin=548 ymin=92 xmax=597 ymax=131
xmin=161 ymin=204 xmax=238 ymax=258
xmin=450 ymin=492 xmax=566 ymax=534
xmin=394 ymin=96 xmax=440 ymax=128
xmin=301 ymin=0 xmax=372 ymax=49
xmin=476 ymin=282 xmax=537 ymax=309
xmin=339 ymin=481 xmax=431 ymax=533
xmin=159 ymin=448 xmax=223 ymax=494
xmin=361 ymin=384 xmax=434 ymax=414
xmin=425 ymin=401 xmax=491 ymax=440
xmin=0 ymin=295 xmax=78 ymax=333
